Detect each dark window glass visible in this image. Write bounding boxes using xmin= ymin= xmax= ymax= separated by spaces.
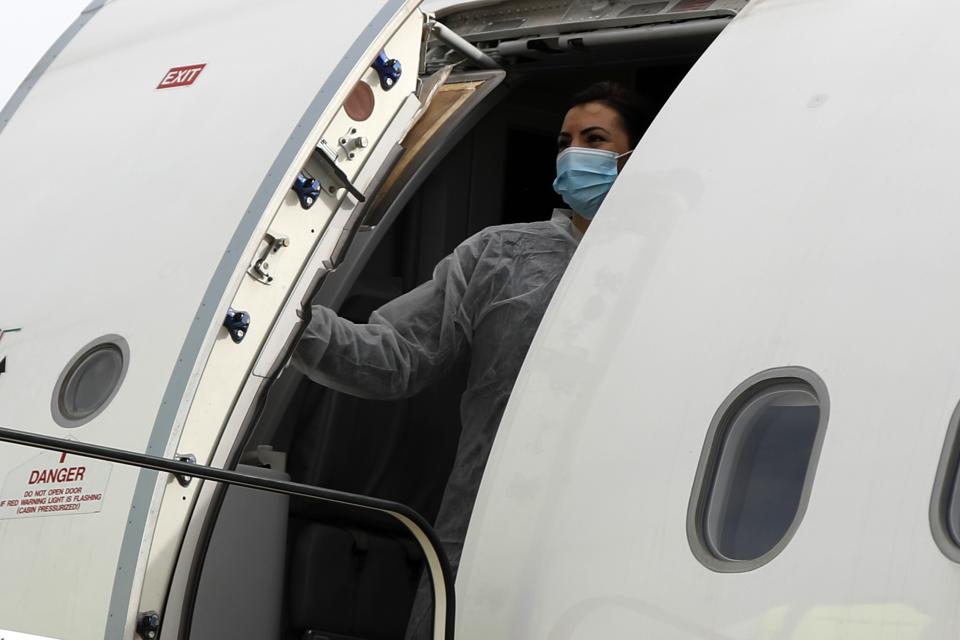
xmin=704 ymin=385 xmax=820 ymax=561
xmin=947 ymin=458 xmax=960 ymax=545
xmin=60 ymin=345 xmax=124 ymax=420
xmin=52 ymin=336 xmax=129 ymax=428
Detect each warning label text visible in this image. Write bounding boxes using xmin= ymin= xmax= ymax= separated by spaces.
xmin=0 ymin=450 xmax=110 ymax=520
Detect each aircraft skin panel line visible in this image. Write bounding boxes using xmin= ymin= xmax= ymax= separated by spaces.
xmin=0 ymin=0 xmax=106 ymax=137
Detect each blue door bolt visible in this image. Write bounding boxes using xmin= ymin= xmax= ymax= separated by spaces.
xmin=372 ymin=50 xmax=402 ymax=91
xmin=293 ymin=171 xmax=321 ymax=209
xmin=223 ymin=308 xmax=251 ymax=344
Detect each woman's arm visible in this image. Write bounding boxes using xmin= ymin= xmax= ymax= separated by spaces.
xmin=291 ymin=235 xmax=486 ymax=400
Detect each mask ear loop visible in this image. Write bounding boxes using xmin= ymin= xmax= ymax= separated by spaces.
xmin=613 ymin=150 xmax=634 ymax=175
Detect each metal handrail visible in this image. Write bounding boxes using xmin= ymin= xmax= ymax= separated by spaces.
xmin=0 ymin=426 xmax=455 ymax=639
xmin=426 ymin=18 xmax=501 ymax=70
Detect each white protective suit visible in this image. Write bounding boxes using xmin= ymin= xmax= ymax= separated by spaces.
xmin=292 ymin=210 xmax=581 ymax=637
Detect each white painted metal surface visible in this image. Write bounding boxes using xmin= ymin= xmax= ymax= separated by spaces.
xmin=459 ymin=0 xmax=960 ymax=637
xmin=140 ymin=10 xmax=427 ymax=630
xmin=0 ymin=0 xmax=414 ymax=637
xmin=11 ymin=0 xmax=960 ymax=637
xmin=0 ymin=629 xmax=62 ymax=640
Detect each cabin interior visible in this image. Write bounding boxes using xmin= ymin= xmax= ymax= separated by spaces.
xmin=183 ymin=8 xmax=735 ymax=639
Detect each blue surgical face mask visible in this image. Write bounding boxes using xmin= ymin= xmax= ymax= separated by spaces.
xmin=552 ymin=147 xmax=633 ymax=219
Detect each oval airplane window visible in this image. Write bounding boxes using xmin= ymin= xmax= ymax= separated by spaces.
xmin=687 ymin=367 xmax=829 ymax=572
xmin=928 ymin=399 xmax=960 ymax=562
xmin=51 ymin=335 xmax=129 ymax=428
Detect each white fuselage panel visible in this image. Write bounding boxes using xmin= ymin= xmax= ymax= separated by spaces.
xmin=0 ymin=0 xmax=399 ymax=637
xmin=459 ymin=0 xmax=960 ymax=638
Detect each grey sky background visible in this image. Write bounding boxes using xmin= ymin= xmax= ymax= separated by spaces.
xmin=0 ymin=0 xmax=461 ymax=112
xmin=0 ymin=0 xmax=89 ymax=110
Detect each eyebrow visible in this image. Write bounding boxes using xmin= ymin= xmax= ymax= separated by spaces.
xmin=556 ymin=126 xmax=611 ymax=140
xmin=580 ymin=126 xmax=611 ymax=136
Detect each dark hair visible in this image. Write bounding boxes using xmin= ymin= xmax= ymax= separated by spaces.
xmin=566 ymin=81 xmax=655 ymax=147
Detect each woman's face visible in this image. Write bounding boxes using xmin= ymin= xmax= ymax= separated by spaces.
xmin=557 ymin=101 xmax=632 ymax=170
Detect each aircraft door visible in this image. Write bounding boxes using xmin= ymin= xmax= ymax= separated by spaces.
xmin=128 ymin=7 xmax=448 ymax=640
xmin=0 ymin=0 xmax=434 ymax=638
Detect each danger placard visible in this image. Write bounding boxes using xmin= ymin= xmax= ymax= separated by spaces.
xmin=0 ymin=449 xmax=111 ymax=520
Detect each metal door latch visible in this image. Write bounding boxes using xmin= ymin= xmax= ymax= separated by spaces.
xmin=292 ymin=171 xmax=321 ymax=209
xmin=223 ymin=308 xmax=250 ymax=343
xmin=371 ymin=50 xmax=402 ymax=90
xmin=174 ymin=453 xmax=197 ymax=487
xmin=338 ymin=127 xmax=369 ymax=161
xmin=313 ymin=140 xmax=366 ymax=202
xmin=248 ymin=231 xmax=290 ymax=285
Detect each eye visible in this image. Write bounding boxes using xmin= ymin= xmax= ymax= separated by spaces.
xmin=588 ymin=134 xmax=607 ymax=144
xmin=557 ymin=138 xmax=570 ymax=151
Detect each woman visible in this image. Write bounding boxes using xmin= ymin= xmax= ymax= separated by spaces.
xmin=292 ymin=81 xmax=652 ymax=636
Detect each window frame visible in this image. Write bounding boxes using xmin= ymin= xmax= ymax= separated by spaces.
xmin=928 ymin=399 xmax=960 ymax=563
xmin=686 ymin=366 xmax=830 ymax=573
xmin=50 ymin=334 xmax=130 ymax=429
